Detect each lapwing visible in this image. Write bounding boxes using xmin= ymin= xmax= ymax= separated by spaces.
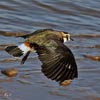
xmin=5 ymin=29 xmax=78 ymax=85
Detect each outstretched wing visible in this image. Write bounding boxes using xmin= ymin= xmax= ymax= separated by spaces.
xmin=33 ymin=41 xmax=78 ymax=83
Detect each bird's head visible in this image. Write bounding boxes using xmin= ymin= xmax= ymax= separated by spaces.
xmin=60 ymin=32 xmax=73 ymax=43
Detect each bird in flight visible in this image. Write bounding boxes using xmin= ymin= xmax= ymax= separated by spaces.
xmin=5 ymin=29 xmax=78 ymax=85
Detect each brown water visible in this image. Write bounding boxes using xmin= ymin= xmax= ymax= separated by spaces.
xmin=0 ymin=0 xmax=100 ymax=100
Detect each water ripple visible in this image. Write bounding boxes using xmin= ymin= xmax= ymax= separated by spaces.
xmin=0 ymin=0 xmax=100 ymax=100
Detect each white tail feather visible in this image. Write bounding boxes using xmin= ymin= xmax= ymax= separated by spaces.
xmin=18 ymin=44 xmax=31 ymax=55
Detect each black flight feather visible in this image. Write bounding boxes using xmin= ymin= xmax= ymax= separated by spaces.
xmin=33 ymin=40 xmax=78 ymax=83
xmin=21 ymin=51 xmax=31 ymax=64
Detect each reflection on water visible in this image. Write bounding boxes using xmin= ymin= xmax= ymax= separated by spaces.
xmin=0 ymin=0 xmax=100 ymax=100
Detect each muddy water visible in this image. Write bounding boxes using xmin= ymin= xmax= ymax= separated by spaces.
xmin=0 ymin=0 xmax=100 ymax=100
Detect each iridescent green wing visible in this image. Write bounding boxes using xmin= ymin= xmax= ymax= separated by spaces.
xmin=33 ymin=40 xmax=78 ymax=83
xmin=26 ymin=33 xmax=63 ymax=47
xmin=16 ymin=29 xmax=54 ymax=39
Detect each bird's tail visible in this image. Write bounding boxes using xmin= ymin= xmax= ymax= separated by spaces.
xmin=5 ymin=42 xmax=33 ymax=64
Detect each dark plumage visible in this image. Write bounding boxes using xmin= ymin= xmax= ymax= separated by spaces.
xmin=5 ymin=29 xmax=78 ymax=84
xmin=32 ymin=40 xmax=78 ymax=83
xmin=5 ymin=46 xmax=23 ymax=57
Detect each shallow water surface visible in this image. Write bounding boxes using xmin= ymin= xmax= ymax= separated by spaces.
xmin=0 ymin=0 xmax=100 ymax=100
